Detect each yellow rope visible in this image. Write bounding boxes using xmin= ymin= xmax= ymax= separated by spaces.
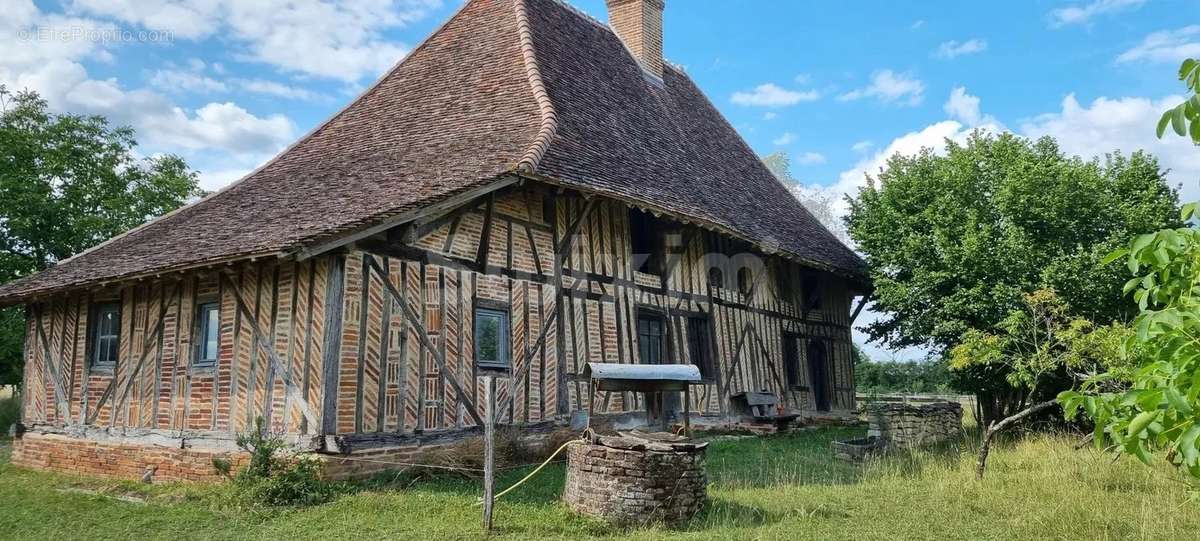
xmin=475 ymin=437 xmax=582 ymax=506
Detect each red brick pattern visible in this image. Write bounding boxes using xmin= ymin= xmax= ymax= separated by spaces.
xmin=11 ymin=432 xmax=249 ymax=483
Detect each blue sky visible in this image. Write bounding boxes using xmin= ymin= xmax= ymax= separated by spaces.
xmin=4 ymin=0 xmax=1200 ymax=359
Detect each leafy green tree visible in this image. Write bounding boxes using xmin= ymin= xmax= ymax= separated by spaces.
xmin=847 ymin=131 xmax=1179 ymax=425
xmin=1156 ymin=58 xmax=1200 ymax=144
xmin=0 ymin=87 xmax=201 ymax=387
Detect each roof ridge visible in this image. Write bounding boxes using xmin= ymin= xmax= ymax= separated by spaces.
xmin=513 ymin=0 xmax=559 ymax=173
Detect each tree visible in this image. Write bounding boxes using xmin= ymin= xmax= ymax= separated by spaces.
xmin=846 ymin=131 xmax=1179 ymax=425
xmin=1156 ymin=58 xmax=1200 ymax=145
xmin=0 ymin=87 xmax=201 ymax=387
xmin=762 ymin=151 xmax=851 ymax=245
xmin=950 ymin=289 xmax=1137 ymax=477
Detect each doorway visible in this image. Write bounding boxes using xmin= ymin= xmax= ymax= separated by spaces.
xmin=808 ymin=340 xmax=831 ymax=412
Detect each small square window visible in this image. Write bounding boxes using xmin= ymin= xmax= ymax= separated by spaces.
xmin=194 ymin=301 xmax=220 ymax=367
xmin=88 ymin=302 xmax=121 ymax=369
xmin=474 ymin=307 xmax=510 ymax=369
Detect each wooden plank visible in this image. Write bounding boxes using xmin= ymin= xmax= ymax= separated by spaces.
xmin=481 ymin=374 xmax=496 ymax=532
xmin=365 ymin=257 xmax=484 ymax=426
xmin=475 ymin=192 xmax=497 ymax=269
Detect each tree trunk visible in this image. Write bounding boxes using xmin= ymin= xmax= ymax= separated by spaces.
xmin=976 ymin=399 xmax=1058 ymax=480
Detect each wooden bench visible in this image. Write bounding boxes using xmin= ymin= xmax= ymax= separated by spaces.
xmin=730 ymin=391 xmax=800 ymax=429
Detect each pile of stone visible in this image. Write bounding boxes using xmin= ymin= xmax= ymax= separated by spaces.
xmin=563 ymin=431 xmax=707 ymax=527
xmin=865 ymin=401 xmax=963 ymax=449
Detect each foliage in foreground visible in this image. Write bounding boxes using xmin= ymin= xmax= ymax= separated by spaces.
xmin=1156 ymin=58 xmax=1200 ymax=144
xmin=219 ymin=417 xmax=344 ymax=507
xmin=846 ymin=131 xmax=1179 ymax=425
xmin=1061 ymin=203 xmax=1200 ymax=482
xmin=0 ymin=87 xmax=203 ymax=387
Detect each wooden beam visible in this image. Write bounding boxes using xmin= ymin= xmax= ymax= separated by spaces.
xmin=320 ymin=256 xmax=346 ymax=435
xmin=365 ymin=257 xmax=485 ymax=426
xmin=475 ymin=192 xmax=497 ymax=269
xmin=295 ymin=176 xmax=522 ymax=260
xmin=849 ymin=293 xmax=872 ymax=325
xmin=720 ymin=323 xmax=754 ymax=400
xmin=220 ymin=271 xmax=320 ymax=430
xmin=33 ymin=305 xmax=70 ymax=421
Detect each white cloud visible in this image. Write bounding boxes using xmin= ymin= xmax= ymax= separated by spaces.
xmin=196 ymin=166 xmax=255 ymax=192
xmin=1116 ymin=26 xmax=1200 ymax=64
xmin=1020 ymin=94 xmax=1200 ymax=200
xmin=838 ymin=70 xmax=925 ymax=106
xmin=934 ymin=39 xmax=988 ymax=59
xmin=68 ymin=0 xmax=443 ymax=82
xmin=944 ymin=86 xmax=986 ymax=126
xmin=731 ymin=83 xmax=819 ymax=107
xmin=852 ymin=140 xmax=874 ymax=153
xmin=793 ymin=73 xmax=811 ymax=84
xmin=150 ymin=68 xmax=228 ymax=93
xmin=236 ymin=79 xmax=321 ymax=101
xmin=772 ymin=132 xmax=796 ymax=146
xmin=795 ymin=152 xmax=827 ymax=165
xmin=763 ymin=112 xmax=778 ymax=120
xmin=1050 ymin=0 xmax=1145 ymax=28
xmin=910 ymin=20 xmax=925 ymax=30
xmin=0 ymin=2 xmax=295 ymax=160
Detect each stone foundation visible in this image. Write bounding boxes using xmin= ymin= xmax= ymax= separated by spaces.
xmin=11 ymin=432 xmax=249 ymax=482
xmin=563 ymin=435 xmax=707 ymax=527
xmin=11 ymin=426 xmax=562 ymax=483
xmin=866 ymin=401 xmax=962 ymax=449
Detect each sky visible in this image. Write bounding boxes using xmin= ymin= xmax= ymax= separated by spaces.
xmin=3 ymin=0 xmax=1200 ymax=361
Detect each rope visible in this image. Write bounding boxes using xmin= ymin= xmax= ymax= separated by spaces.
xmin=475 ymin=437 xmax=583 ymax=506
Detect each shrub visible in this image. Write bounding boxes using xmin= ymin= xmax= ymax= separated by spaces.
xmin=219 ymin=417 xmax=343 ymax=507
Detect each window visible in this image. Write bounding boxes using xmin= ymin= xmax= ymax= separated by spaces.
xmin=686 ymin=316 xmax=714 ymax=380
xmin=88 ymin=302 xmax=121 ymax=369
xmin=474 ymin=307 xmax=511 ymax=369
xmin=629 ymin=209 xmax=663 ymax=274
xmin=707 ymin=267 xmax=723 ymax=290
xmin=776 ymin=262 xmax=797 ymax=302
xmin=637 ymin=312 xmax=666 ymax=365
xmin=194 ymin=302 xmax=220 ymax=367
xmin=783 ymin=334 xmax=802 ymax=389
xmin=737 ymin=266 xmax=753 ymax=295
xmin=802 ymin=275 xmax=822 ymax=310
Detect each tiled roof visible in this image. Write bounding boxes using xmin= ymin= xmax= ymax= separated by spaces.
xmin=0 ymin=0 xmax=865 ymax=304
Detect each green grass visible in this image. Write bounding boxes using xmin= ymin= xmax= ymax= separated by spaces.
xmin=0 ymin=426 xmax=1195 ymax=540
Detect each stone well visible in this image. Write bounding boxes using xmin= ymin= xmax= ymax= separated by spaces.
xmin=563 ymin=431 xmax=707 ymax=527
xmin=866 ymin=401 xmax=963 ymax=449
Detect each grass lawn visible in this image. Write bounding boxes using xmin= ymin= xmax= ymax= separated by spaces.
xmin=0 ymin=426 xmax=1195 ymax=540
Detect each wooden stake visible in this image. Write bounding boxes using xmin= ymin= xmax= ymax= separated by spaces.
xmin=482 ymin=374 xmax=496 ymax=532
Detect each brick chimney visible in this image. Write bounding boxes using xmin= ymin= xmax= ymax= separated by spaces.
xmin=606 ymin=0 xmax=665 ymax=80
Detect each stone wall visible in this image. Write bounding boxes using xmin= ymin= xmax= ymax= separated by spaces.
xmin=866 ymin=401 xmax=962 ymax=449
xmin=563 ymin=440 xmax=706 ymax=526
xmin=11 ymin=432 xmax=249 ymax=482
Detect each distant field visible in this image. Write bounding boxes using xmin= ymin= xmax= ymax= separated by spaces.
xmin=0 ymin=424 xmax=1194 ymax=540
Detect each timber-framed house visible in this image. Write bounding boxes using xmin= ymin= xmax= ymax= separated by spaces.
xmin=0 ymin=0 xmax=869 ymax=480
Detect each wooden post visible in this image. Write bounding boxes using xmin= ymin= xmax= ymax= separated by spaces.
xmin=683 ymin=385 xmax=691 ymax=438
xmin=482 ymin=374 xmax=496 ymax=532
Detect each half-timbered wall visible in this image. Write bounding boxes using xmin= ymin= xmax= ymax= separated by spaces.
xmin=20 ymin=256 xmax=338 ymax=438
xmin=331 ymin=184 xmax=859 ymax=435
xmin=19 ymin=184 xmax=859 ymax=441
